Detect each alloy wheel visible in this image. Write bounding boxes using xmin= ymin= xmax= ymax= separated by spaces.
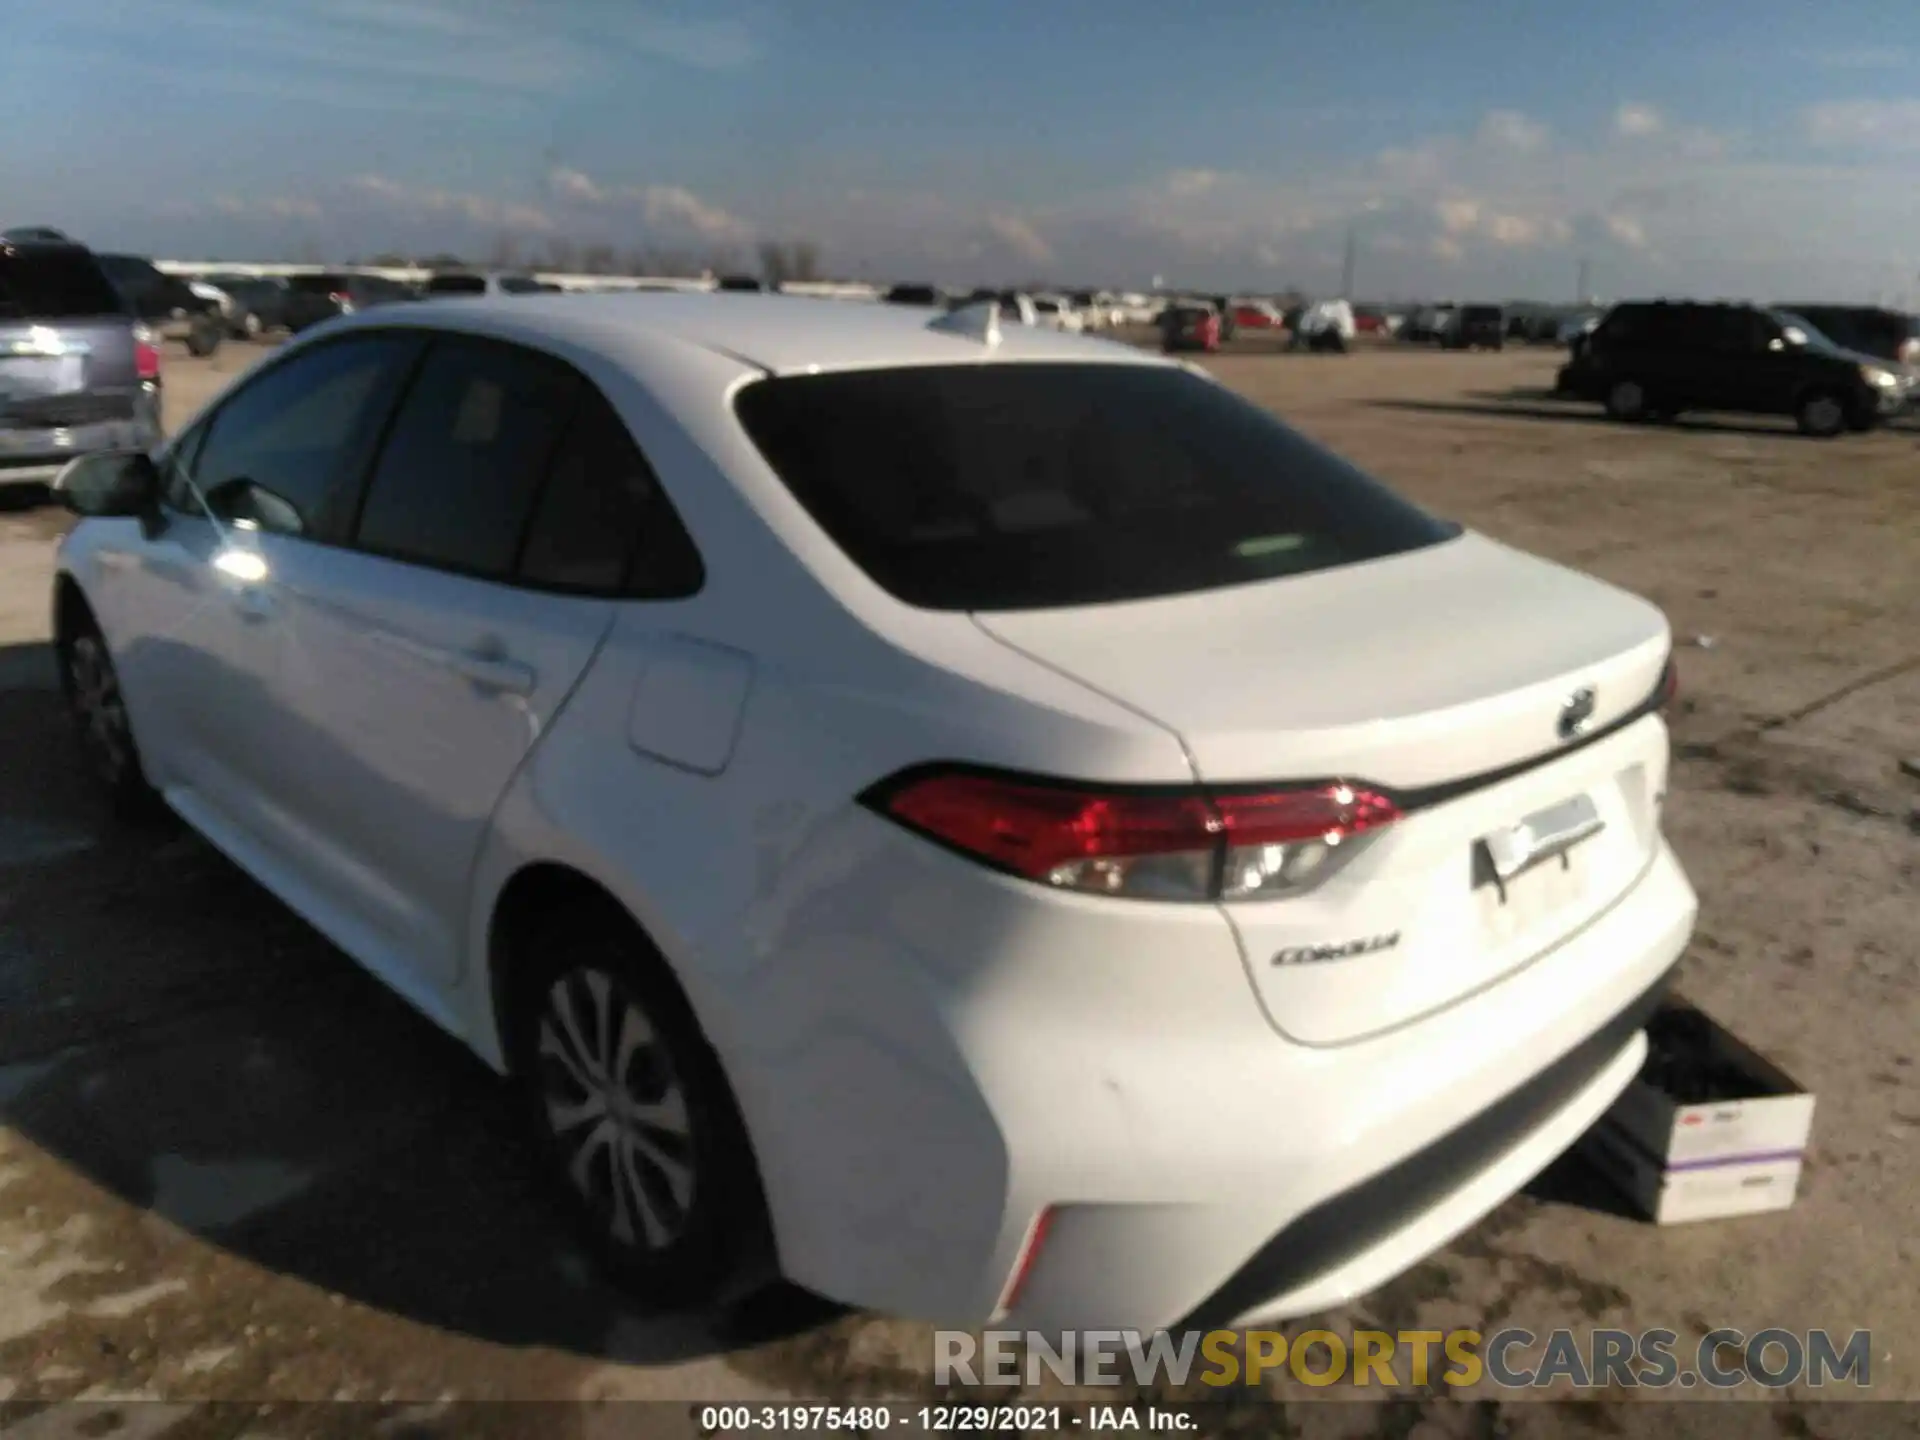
xmin=535 ymin=967 xmax=697 ymax=1252
xmin=67 ymin=634 xmax=133 ymax=786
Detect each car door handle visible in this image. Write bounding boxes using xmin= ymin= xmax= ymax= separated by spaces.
xmin=444 ymin=648 xmax=536 ymax=697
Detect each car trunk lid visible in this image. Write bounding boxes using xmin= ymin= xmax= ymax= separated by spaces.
xmin=974 ymin=531 xmax=1675 ymax=1044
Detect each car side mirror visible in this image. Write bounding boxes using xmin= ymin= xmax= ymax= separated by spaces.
xmin=53 ymin=451 xmax=160 ymax=520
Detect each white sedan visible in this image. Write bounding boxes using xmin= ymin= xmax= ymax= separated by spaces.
xmin=49 ymin=292 xmax=1696 ymax=1331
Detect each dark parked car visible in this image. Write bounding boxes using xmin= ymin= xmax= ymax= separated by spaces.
xmin=1159 ymin=301 xmax=1221 ymax=353
xmin=715 ymin=274 xmax=765 ymax=293
xmin=1770 ymin=304 xmax=1920 ymax=368
xmin=1442 ymin=304 xmax=1505 ymax=350
xmin=204 ymin=275 xmax=292 ymax=338
xmin=281 ymin=272 xmax=417 ymax=333
xmin=1 ymin=238 xmax=160 ymax=491
xmin=94 ymin=253 xmax=223 ymax=357
xmin=422 ymin=271 xmax=556 ymax=298
xmin=882 ymin=283 xmax=946 ymax=308
xmin=1556 ymin=300 xmax=1910 ymax=437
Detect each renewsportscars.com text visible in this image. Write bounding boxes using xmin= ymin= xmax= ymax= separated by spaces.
xmin=935 ymin=1327 xmax=1872 ymax=1390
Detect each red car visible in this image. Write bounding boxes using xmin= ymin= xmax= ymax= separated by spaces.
xmin=1230 ymin=302 xmax=1283 ymax=330
xmin=1160 ymin=303 xmax=1221 ymax=352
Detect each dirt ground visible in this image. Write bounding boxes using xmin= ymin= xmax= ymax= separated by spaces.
xmin=0 ymin=337 xmax=1914 ymax=1437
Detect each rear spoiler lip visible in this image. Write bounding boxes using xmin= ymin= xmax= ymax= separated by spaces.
xmin=860 ymin=656 xmax=1677 ymax=818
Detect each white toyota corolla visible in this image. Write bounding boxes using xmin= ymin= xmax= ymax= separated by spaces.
xmin=50 ymin=292 xmax=1696 ymax=1332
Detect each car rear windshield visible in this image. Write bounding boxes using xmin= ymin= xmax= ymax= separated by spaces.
xmin=733 ymin=363 xmax=1461 ymax=611
xmin=1463 ymin=306 xmax=1502 ymax=321
xmin=0 ymin=247 xmax=127 ymax=318
xmin=287 ymin=274 xmax=348 ymax=293
xmin=426 ymin=273 xmax=488 ymax=294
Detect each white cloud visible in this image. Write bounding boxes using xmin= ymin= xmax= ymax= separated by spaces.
xmin=1476 ymin=110 xmax=1551 ymax=153
xmin=1435 ymin=198 xmax=1481 ymax=235
xmin=1804 ymin=99 xmax=1920 ymax=151
xmin=641 ymin=185 xmax=753 ymax=243
xmin=1605 ymin=214 xmax=1649 ymax=249
xmin=348 ymin=173 xmax=555 ymax=233
xmin=1615 ymin=103 xmax=1664 ymax=138
xmin=984 ymin=213 xmax=1053 ymax=265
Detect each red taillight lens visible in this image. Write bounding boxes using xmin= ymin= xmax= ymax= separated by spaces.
xmin=328 ymin=291 xmax=350 ymax=304
xmin=867 ymin=769 xmax=1400 ymax=902
xmin=134 ymin=341 xmax=161 ymax=381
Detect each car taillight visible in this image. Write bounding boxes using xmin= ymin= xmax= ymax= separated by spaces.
xmin=1656 ymin=658 xmax=1679 ymax=711
xmin=864 ymin=768 xmax=1401 ymax=902
xmin=135 ymin=340 xmax=161 ymax=381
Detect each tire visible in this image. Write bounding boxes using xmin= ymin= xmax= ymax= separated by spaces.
xmin=1604 ymin=379 xmax=1649 ymax=422
xmin=185 ymin=320 xmax=220 ymax=358
xmin=57 ymin=606 xmax=161 ymax=819
xmin=1795 ymin=391 xmax=1847 ymax=439
xmin=507 ymin=904 xmax=769 ymax=1306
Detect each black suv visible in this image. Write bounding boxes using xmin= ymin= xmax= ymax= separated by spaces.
xmin=281 ymin=272 xmax=417 ymax=333
xmin=1443 ymin=304 xmax=1505 ymax=350
xmin=95 ymin=253 xmax=224 ymax=357
xmin=1556 ymin=300 xmax=1909 ymax=437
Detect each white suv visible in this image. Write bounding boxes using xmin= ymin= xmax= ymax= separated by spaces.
xmin=50 ymin=292 xmax=1696 ymax=1331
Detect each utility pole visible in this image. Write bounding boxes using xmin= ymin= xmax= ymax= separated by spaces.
xmin=1576 ymin=257 xmax=1591 ymax=304
xmin=1340 ymin=224 xmax=1358 ymax=300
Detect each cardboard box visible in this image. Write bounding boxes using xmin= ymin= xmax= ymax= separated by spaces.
xmin=1579 ymin=996 xmax=1815 ymax=1224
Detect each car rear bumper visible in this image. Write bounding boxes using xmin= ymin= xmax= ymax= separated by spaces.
xmin=0 ymin=412 xmax=161 ymax=482
xmin=726 ymin=803 xmax=1698 ymax=1330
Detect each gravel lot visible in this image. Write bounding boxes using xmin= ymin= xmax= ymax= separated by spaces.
xmin=0 ymin=336 xmax=1914 ymax=1436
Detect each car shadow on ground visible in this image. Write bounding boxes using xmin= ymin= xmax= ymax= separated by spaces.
xmin=0 ymin=647 xmax=843 ymax=1366
xmin=1366 ymin=396 xmax=1807 ymax=439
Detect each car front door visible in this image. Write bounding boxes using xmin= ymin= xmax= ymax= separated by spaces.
xmin=106 ymin=331 xmax=425 ymax=845
xmin=260 ymin=336 xmax=687 ymax=995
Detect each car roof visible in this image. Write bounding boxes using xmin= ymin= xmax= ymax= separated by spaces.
xmin=328 ymin=290 xmax=1164 ymax=376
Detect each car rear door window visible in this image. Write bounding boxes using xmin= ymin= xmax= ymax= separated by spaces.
xmin=0 ymin=248 xmax=126 ymax=319
xmin=733 ymin=362 xmax=1460 ymax=611
xmin=353 ymin=337 xmax=583 ymax=578
xmin=188 ymin=333 xmax=424 ymax=540
xmin=516 ymin=388 xmax=704 ymax=597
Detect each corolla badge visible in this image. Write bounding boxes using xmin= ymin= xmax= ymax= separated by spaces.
xmin=1272 ymin=932 xmax=1401 ymax=967
xmin=1557 ymin=685 xmax=1598 ymax=741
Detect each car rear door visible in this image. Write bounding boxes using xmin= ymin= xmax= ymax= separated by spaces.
xmin=258 ymin=334 xmax=648 ymax=991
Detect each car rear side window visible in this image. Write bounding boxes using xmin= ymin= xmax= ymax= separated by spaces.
xmin=516 ymin=389 xmax=704 ymax=597
xmin=733 ymin=363 xmax=1461 ymax=611
xmin=0 ymin=248 xmax=127 ymax=318
xmin=353 ymin=337 xmax=583 ymax=578
xmin=189 ymin=333 xmax=425 ymax=541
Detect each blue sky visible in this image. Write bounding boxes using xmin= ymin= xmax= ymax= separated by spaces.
xmin=9 ymin=0 xmax=1920 ymax=300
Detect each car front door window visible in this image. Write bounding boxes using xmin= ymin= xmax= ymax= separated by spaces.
xmin=187 ymin=333 xmax=426 ymax=541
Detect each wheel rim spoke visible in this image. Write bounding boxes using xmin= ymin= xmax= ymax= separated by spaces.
xmin=537 ymin=967 xmax=699 ymax=1254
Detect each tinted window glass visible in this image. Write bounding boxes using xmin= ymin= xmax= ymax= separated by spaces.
xmin=734 ymin=364 xmax=1460 ymax=611
xmin=354 ymin=338 xmax=582 ymax=577
xmin=497 ymin=276 xmax=544 ymax=294
xmin=427 ymin=274 xmax=488 ymax=294
xmin=190 ymin=334 xmax=422 ymax=539
xmin=517 ymin=390 xmax=703 ymax=596
xmin=286 ymin=274 xmax=346 ymax=294
xmin=0 ymin=248 xmax=127 ymax=318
